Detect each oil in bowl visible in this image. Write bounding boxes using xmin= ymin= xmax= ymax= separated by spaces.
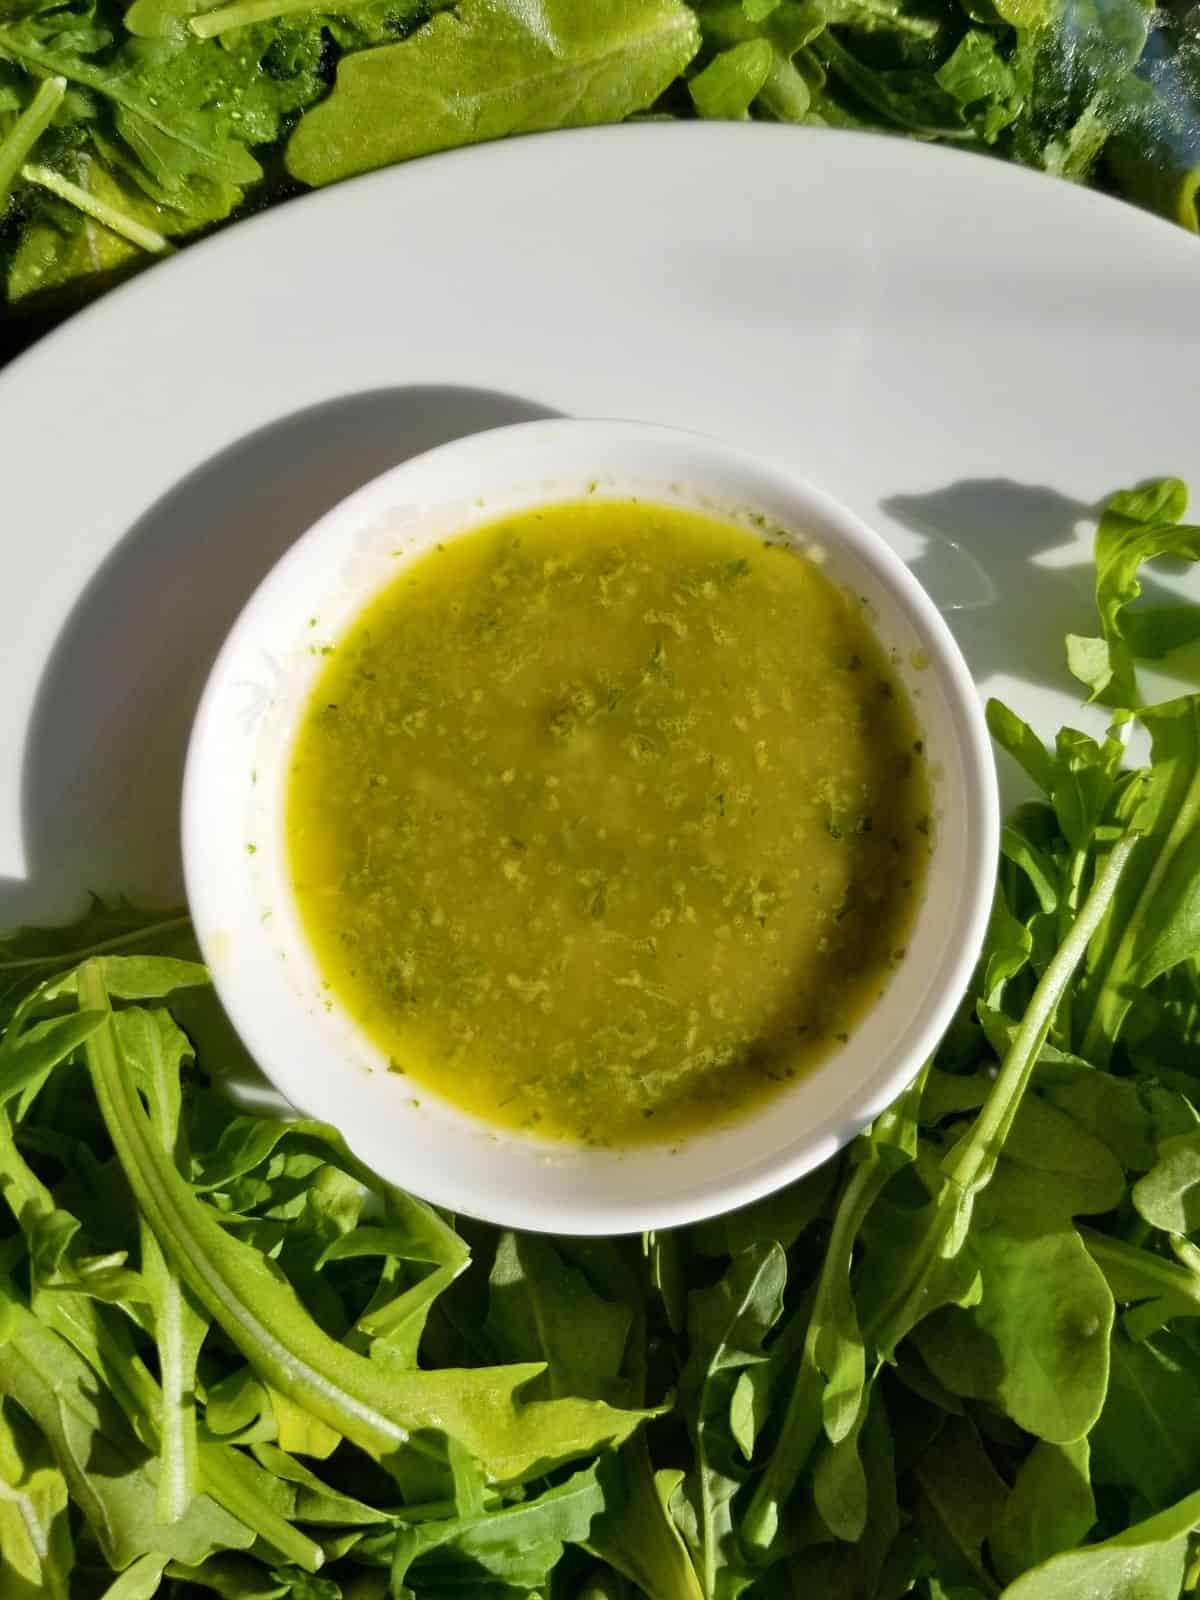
xmin=286 ymin=498 xmax=930 ymax=1147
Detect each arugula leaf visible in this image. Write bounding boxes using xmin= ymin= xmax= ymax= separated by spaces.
xmin=853 ymin=1383 xmax=901 ymax=1592
xmin=116 ymin=1006 xmax=209 ymax=1524
xmin=246 ymin=1442 xmax=392 ymax=1525
xmin=0 ymin=1106 xmax=172 ymax=1456
xmin=909 ymin=1416 xmax=1007 ymax=1593
xmin=1066 ymin=479 xmax=1200 ymax=711
xmin=0 ymin=1009 xmax=106 ymax=1110
xmin=1091 ymin=1328 xmax=1200 ymax=1512
xmin=934 ymin=30 xmax=1022 ymax=140
xmin=986 ymin=700 xmax=1056 ymax=794
xmin=1035 ymin=1056 xmax=1185 ymax=1175
xmin=484 ymin=1232 xmax=633 ymax=1402
xmin=1081 ymin=1226 xmax=1200 ymax=1340
xmin=914 ymin=1164 xmax=1115 ymax=1442
xmin=0 ymin=900 xmax=192 ymax=1022
xmin=689 ymin=39 xmax=774 ymax=117
xmin=1001 ymin=1486 xmax=1200 ymax=1599
xmin=676 ymin=1243 xmax=786 ymax=1595
xmin=287 ymin=0 xmax=700 ymax=185
xmin=989 ymin=1439 xmax=1094 ymax=1585
xmin=333 ymin=1218 xmax=466 ymax=1370
xmin=812 ymin=32 xmax=969 ymax=138
xmin=1000 ymin=812 xmax=1058 ymax=915
xmin=0 ymin=1169 xmax=319 ymax=1570
xmin=390 ymin=1465 xmax=604 ymax=1597
xmin=195 ymin=1446 xmax=326 ymax=1571
xmin=1077 ymin=698 xmax=1200 ymax=1059
xmin=743 ymin=1076 xmax=923 ymax=1555
xmin=0 ymin=1398 xmax=72 ymax=1600
xmin=162 ymin=1555 xmax=293 ymax=1598
xmin=1133 ymin=1127 xmax=1200 ymax=1235
xmin=587 ymin=1444 xmax=704 ymax=1600
xmin=97 ymin=1553 xmax=171 ymax=1599
xmin=0 ymin=1276 xmax=254 ymax=1568
xmin=979 ymin=893 xmax=1034 ymax=1011
xmin=81 ymin=971 xmax=650 ymax=1486
xmin=866 ymin=833 xmax=1137 ymax=1363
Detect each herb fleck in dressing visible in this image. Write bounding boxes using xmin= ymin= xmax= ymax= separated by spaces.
xmin=287 ymin=500 xmax=930 ymax=1144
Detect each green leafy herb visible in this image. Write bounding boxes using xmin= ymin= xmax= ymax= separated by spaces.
xmin=286 ymin=0 xmax=701 ymax=186
xmin=1066 ymin=479 xmax=1200 ymax=711
xmin=689 ymin=40 xmax=774 ymax=119
xmin=1002 ymin=1488 xmax=1200 ymax=1599
xmin=1 ymin=0 xmax=1198 ymax=312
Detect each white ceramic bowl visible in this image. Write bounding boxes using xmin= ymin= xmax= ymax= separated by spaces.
xmin=182 ymin=419 xmax=999 ymax=1235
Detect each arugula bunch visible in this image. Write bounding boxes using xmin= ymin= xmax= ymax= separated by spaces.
xmin=1 ymin=0 xmax=1197 ymax=321
xmin=0 ymin=927 xmax=655 ymax=1596
xmin=5 ymin=474 xmax=1200 ymax=1599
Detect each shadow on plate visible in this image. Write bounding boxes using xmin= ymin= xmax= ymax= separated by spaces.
xmin=1 ymin=384 xmax=559 ymax=926
xmin=882 ymin=478 xmax=1103 ymax=699
xmin=888 ymin=475 xmax=1200 ymax=694
xmin=887 ymin=478 xmax=1200 ymax=694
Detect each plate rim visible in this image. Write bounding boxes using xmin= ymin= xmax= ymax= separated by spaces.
xmin=4 ymin=120 xmax=1197 ymax=403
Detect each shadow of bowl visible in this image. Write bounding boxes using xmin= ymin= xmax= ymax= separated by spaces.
xmin=4 ymin=384 xmax=559 ymax=924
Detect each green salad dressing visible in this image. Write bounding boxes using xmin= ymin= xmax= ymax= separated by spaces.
xmin=287 ymin=500 xmax=930 ymax=1145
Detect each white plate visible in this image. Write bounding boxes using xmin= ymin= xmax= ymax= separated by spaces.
xmin=1 ymin=127 xmax=1197 ymax=933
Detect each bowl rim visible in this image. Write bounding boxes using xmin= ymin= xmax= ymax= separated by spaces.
xmin=182 ymin=416 xmax=1000 ymax=1234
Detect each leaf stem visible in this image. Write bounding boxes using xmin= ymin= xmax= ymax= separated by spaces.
xmin=742 ymin=1081 xmax=922 ymax=1556
xmin=868 ymin=832 xmax=1138 ymax=1360
xmin=80 ymin=965 xmax=587 ymax=1489
xmin=1080 ymin=719 xmax=1200 ymax=1059
xmin=0 ymin=76 xmax=64 ymax=211
xmin=0 ymin=913 xmax=192 ymax=974
xmin=0 ymin=33 xmax=259 ymax=183
xmin=189 ymin=0 xmax=342 ymax=37
xmin=197 ymin=1444 xmax=325 ymax=1570
xmin=22 ymin=163 xmax=172 ymax=254
xmin=945 ymin=832 xmax=1139 ymax=1196
xmin=80 ymin=963 xmax=415 ymax=1462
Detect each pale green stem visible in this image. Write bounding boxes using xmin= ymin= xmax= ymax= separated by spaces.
xmin=0 ymin=77 xmax=64 ymax=211
xmin=0 ymin=914 xmax=191 ymax=975
xmin=867 ymin=833 xmax=1138 ymax=1360
xmin=943 ymin=833 xmax=1139 ymax=1196
xmin=22 ymin=163 xmax=172 ymax=254
xmin=144 ymin=1046 xmax=198 ymax=1527
xmin=0 ymin=1117 xmax=321 ymax=1568
xmin=1080 ymin=752 xmax=1200 ymax=1060
xmin=190 ymin=0 xmax=331 ymax=36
